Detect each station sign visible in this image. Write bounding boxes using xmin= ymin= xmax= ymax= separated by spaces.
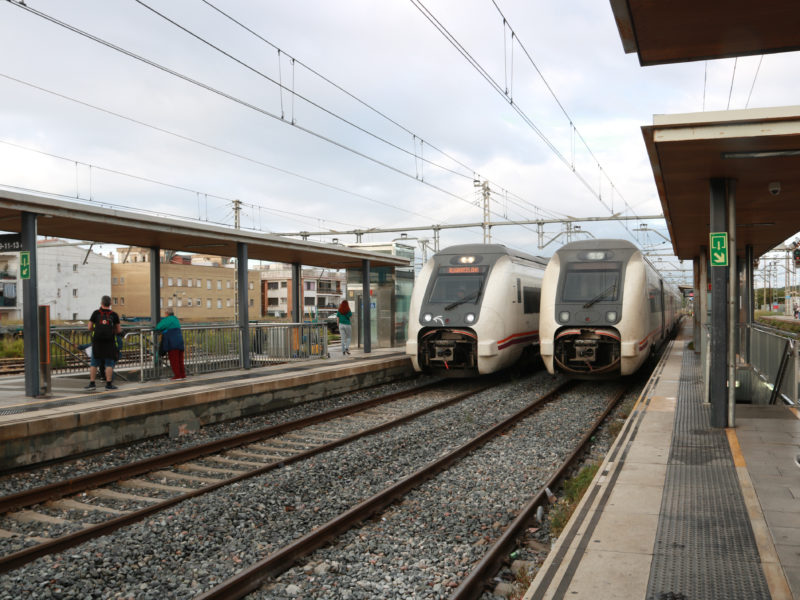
xmin=709 ymin=232 xmax=728 ymax=267
xmin=0 ymin=233 xmax=22 ymax=252
xmin=20 ymin=251 xmax=30 ymax=280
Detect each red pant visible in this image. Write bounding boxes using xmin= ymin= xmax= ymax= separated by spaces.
xmin=167 ymin=349 xmax=186 ymax=379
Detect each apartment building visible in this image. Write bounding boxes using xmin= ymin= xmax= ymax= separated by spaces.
xmin=259 ymin=264 xmax=345 ymax=320
xmin=111 ymin=249 xmax=260 ymax=322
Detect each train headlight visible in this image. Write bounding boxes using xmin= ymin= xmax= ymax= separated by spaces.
xmin=465 ymin=313 xmax=476 ymax=323
xmin=606 ymin=311 xmax=618 ymax=322
xmin=558 ymin=311 xmax=570 ymax=323
xmin=423 ymin=313 xmax=433 ymax=322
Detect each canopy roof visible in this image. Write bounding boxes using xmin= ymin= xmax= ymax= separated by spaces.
xmin=0 ymin=190 xmax=409 ymax=269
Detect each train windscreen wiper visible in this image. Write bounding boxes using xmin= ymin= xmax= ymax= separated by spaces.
xmin=583 ymin=282 xmax=616 ymax=309
xmin=445 ymin=281 xmax=484 ymax=311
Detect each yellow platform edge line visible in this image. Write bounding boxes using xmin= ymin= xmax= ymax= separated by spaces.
xmin=726 ymin=428 xmax=794 ymax=600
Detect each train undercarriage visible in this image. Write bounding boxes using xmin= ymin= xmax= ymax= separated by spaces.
xmin=553 ymin=327 xmax=621 ymax=377
xmin=417 ymin=328 xmax=478 ymax=375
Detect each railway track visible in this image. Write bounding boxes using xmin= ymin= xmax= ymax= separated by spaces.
xmin=0 ymin=372 xmax=635 ymax=599
xmin=194 ymin=379 xmax=627 ymax=599
xmin=0 ymin=358 xmax=24 ymax=375
xmin=0 ymin=379 xmax=490 ymax=573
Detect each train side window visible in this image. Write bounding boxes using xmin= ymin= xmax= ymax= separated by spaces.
xmin=516 ymin=278 xmax=521 ymax=303
xmin=523 ymin=286 xmax=540 ymax=314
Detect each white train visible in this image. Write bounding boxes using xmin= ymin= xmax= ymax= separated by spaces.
xmin=406 ymin=244 xmax=548 ymax=376
xmin=539 ymin=239 xmax=680 ymax=377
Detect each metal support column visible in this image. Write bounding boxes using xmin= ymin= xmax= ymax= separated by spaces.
xmin=236 ymin=242 xmax=250 ymax=369
xmin=693 ymin=257 xmax=700 ymax=352
xmin=727 ymin=180 xmax=737 ymax=428
xmin=699 ymin=248 xmax=709 ymax=402
xmin=709 ymin=178 xmax=728 ymax=428
xmin=22 ymin=211 xmax=40 ymax=397
xmin=744 ymin=245 xmax=754 ymax=364
xmin=149 ymin=247 xmax=161 ymax=325
xmin=362 ymin=259 xmax=371 ymax=353
xmin=291 ymin=263 xmax=301 ymax=323
xmin=237 ymin=242 xmax=250 ymax=369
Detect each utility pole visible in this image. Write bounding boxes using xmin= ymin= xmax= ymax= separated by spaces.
xmin=233 ymin=199 xmax=242 ymax=229
xmin=474 ymin=180 xmax=491 ymax=243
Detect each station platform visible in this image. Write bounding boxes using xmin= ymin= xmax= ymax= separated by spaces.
xmin=0 ymin=347 xmax=413 ymax=470
xmin=525 ymin=323 xmax=800 ymax=600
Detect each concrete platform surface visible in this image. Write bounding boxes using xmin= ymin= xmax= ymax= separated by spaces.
xmin=524 ymin=325 xmax=800 ymax=600
xmin=0 ymin=348 xmax=412 ymax=469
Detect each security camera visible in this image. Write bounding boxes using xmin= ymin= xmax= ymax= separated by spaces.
xmin=769 ymin=181 xmax=781 ymax=196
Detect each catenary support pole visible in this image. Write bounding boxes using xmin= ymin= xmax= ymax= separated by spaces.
xmin=22 ymin=211 xmax=40 ymax=397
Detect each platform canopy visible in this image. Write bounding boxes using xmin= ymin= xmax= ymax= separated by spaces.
xmin=609 ymin=0 xmax=800 ymax=65
xmin=642 ymin=106 xmax=800 ymax=260
xmin=0 ymin=190 xmax=409 ymax=269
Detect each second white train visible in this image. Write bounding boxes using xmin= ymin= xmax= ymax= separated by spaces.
xmin=539 ymin=239 xmax=680 ymax=377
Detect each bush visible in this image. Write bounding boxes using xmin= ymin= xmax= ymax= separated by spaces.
xmin=0 ymin=336 xmax=23 ymax=358
xmin=549 ymin=463 xmax=599 ymax=537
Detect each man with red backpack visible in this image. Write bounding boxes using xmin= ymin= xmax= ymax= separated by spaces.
xmin=85 ymin=295 xmax=122 ymax=391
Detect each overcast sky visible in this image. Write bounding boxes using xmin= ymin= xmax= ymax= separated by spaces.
xmin=2 ymin=0 xmax=799 ymax=277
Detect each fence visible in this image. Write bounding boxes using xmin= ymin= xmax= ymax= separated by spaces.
xmin=746 ymin=323 xmax=798 ymax=405
xmin=49 ymin=322 xmax=328 ymax=382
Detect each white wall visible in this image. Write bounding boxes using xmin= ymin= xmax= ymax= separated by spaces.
xmin=37 ymin=242 xmax=111 ymax=321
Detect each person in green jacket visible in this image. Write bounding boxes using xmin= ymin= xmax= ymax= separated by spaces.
xmin=156 ymin=308 xmax=186 ymax=379
xmin=337 ymin=300 xmax=353 ymax=355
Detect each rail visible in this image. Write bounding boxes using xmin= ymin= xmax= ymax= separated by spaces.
xmin=48 ymin=322 xmax=328 ymax=382
xmin=746 ymin=323 xmax=798 ymax=405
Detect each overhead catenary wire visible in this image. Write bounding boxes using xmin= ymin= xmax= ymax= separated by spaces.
xmin=745 ymin=55 xmax=764 ymax=109
xmin=0 ymin=73 xmax=434 ymax=224
xmin=4 ymin=1 xmax=477 ymax=209
xmin=146 ymin=0 xmax=569 ymax=225
xmin=409 ymin=0 xmax=642 ymax=239
xmin=485 ymin=0 xmax=639 ymax=223
xmin=0 ymin=138 xmax=364 ymax=232
xmin=5 ymin=0 xmax=561 ymax=233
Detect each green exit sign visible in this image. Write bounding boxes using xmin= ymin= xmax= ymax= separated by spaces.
xmin=20 ymin=251 xmax=30 ymax=279
xmin=709 ymin=232 xmax=728 ymax=267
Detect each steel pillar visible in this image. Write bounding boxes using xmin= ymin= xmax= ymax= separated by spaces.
xmin=237 ymin=242 xmax=250 ymax=369
xmin=709 ymin=179 xmax=728 ymax=428
xmin=744 ymin=244 xmax=754 ymax=363
xmin=292 ymin=263 xmax=301 ymax=323
xmin=727 ymin=180 xmax=737 ymax=428
xmin=149 ymin=247 xmax=160 ymax=326
xmin=693 ymin=257 xmax=700 ymax=352
xmin=22 ymin=211 xmax=40 ymax=397
xmin=362 ymin=259 xmax=371 ymax=353
xmin=699 ymin=249 xmax=709 ymax=403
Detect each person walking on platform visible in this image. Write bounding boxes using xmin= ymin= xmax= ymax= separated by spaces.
xmin=85 ymin=295 xmax=122 ymax=391
xmin=156 ymin=308 xmax=186 ymax=380
xmin=337 ymin=300 xmax=353 ymax=356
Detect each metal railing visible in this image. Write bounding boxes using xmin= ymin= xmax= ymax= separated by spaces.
xmin=49 ymin=322 xmax=328 ymax=382
xmin=744 ymin=323 xmax=798 ymax=405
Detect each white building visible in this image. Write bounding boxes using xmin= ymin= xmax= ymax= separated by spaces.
xmin=259 ymin=263 xmax=345 ymax=320
xmin=37 ymin=239 xmax=112 ymax=321
xmin=0 ymin=253 xmax=21 ymax=322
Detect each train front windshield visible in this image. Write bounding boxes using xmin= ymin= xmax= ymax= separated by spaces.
xmin=562 ymin=266 xmax=621 ymax=303
xmin=428 ymin=269 xmax=486 ymax=304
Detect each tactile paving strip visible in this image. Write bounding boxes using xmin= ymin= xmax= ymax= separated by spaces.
xmin=646 ymin=345 xmax=770 ymax=600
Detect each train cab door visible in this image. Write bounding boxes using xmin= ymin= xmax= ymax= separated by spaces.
xmin=659 ymin=280 xmax=665 ymax=338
